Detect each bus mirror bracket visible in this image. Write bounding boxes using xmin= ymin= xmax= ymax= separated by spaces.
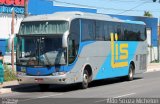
xmin=62 ymin=30 xmax=69 ymax=48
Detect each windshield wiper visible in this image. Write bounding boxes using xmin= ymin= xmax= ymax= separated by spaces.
xmin=26 ymin=38 xmax=40 ymax=65
xmin=39 ymin=37 xmax=52 ymax=66
xmin=44 ymin=53 xmax=52 ymax=65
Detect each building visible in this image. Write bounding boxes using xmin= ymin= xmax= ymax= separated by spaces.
xmin=0 ymin=0 xmax=24 ymax=55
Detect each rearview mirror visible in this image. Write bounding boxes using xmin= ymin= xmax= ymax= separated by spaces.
xmin=62 ymin=30 xmax=69 ymax=48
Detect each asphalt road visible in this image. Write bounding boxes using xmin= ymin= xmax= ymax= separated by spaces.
xmin=0 ymin=71 xmax=160 ymax=104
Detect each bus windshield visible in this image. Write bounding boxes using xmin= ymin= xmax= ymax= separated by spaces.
xmin=19 ymin=21 xmax=68 ymax=35
xmin=17 ymin=36 xmax=67 ymax=66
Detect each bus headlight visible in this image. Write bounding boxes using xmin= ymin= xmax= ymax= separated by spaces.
xmin=17 ymin=72 xmax=26 ymax=76
xmin=58 ymin=72 xmax=66 ymax=75
xmin=21 ymin=67 xmax=26 ymax=73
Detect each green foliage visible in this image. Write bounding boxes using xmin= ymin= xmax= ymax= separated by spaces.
xmin=153 ymin=0 xmax=156 ymax=2
xmin=4 ymin=64 xmax=17 ymax=81
xmin=151 ymin=59 xmax=159 ymax=63
xmin=144 ymin=11 xmax=153 ymax=17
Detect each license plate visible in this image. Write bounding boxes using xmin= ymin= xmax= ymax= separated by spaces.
xmin=35 ymin=78 xmax=43 ymax=83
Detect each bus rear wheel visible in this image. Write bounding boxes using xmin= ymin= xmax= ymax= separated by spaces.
xmin=80 ymin=70 xmax=89 ymax=89
xmin=126 ymin=64 xmax=134 ymax=81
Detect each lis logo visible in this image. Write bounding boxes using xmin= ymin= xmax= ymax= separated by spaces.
xmin=110 ymin=33 xmax=128 ymax=68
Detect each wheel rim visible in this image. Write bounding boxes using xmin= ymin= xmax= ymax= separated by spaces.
xmin=129 ymin=67 xmax=133 ymax=79
xmin=83 ymin=73 xmax=88 ymax=86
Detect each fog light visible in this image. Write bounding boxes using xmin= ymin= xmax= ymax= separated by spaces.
xmin=62 ymin=78 xmax=66 ymax=82
xmin=17 ymin=72 xmax=26 ymax=76
xmin=58 ymin=72 xmax=66 ymax=75
xmin=21 ymin=67 xmax=26 ymax=73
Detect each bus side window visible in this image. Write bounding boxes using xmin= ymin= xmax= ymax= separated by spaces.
xmin=120 ymin=23 xmax=124 ymax=41
xmin=116 ymin=24 xmax=122 ymax=41
xmin=68 ymin=38 xmax=76 ymax=64
xmin=69 ymin=19 xmax=80 ymax=64
xmin=104 ymin=21 xmax=110 ymax=41
xmin=124 ymin=25 xmax=129 ymax=41
xmin=140 ymin=26 xmax=146 ymax=41
xmin=124 ymin=24 xmax=130 ymax=41
xmin=96 ymin=21 xmax=104 ymax=41
xmin=106 ymin=22 xmax=113 ymax=41
xmin=81 ymin=19 xmax=95 ymax=41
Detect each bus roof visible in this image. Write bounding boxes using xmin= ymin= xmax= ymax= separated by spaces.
xmin=23 ymin=11 xmax=145 ymax=25
xmin=124 ymin=20 xmax=145 ymax=25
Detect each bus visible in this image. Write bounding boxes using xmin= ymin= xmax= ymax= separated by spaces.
xmin=13 ymin=12 xmax=147 ymax=90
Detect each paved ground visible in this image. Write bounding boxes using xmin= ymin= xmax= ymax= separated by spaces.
xmin=0 ymin=71 xmax=160 ymax=104
xmin=147 ymin=63 xmax=160 ymax=72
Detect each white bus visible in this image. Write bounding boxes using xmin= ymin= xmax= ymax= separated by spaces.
xmin=12 ymin=12 xmax=147 ymax=90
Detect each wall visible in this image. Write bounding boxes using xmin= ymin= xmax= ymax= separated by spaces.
xmin=0 ymin=39 xmax=6 ymax=55
xmin=28 ymin=0 xmax=97 ymax=15
xmin=0 ymin=14 xmax=23 ymax=55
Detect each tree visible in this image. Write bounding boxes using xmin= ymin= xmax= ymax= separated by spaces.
xmin=144 ymin=11 xmax=153 ymax=17
xmin=152 ymin=0 xmax=160 ymax=2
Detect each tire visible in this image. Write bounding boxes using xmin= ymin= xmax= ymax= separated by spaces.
xmin=80 ymin=70 xmax=89 ymax=89
xmin=39 ymin=84 xmax=49 ymax=91
xmin=126 ymin=64 xmax=134 ymax=81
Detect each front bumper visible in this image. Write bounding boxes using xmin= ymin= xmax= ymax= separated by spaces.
xmin=17 ymin=75 xmax=68 ymax=84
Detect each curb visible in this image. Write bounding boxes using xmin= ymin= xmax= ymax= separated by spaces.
xmin=8 ymin=84 xmax=36 ymax=90
xmin=0 ymin=81 xmax=35 ymax=94
xmin=0 ymin=88 xmax=12 ymax=94
xmin=147 ymin=68 xmax=160 ymax=72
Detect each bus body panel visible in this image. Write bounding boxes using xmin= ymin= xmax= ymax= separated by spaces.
xmin=16 ymin=12 xmax=147 ymax=85
xmin=17 ymin=40 xmax=147 ymax=84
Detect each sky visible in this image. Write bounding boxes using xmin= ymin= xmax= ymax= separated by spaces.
xmin=52 ymin=0 xmax=160 ymax=18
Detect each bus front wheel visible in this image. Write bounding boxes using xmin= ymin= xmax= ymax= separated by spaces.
xmin=80 ymin=70 xmax=89 ymax=89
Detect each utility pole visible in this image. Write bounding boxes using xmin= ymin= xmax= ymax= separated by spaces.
xmin=153 ymin=0 xmax=160 ymax=62
xmin=10 ymin=0 xmax=28 ymax=70
xmin=24 ymin=0 xmax=28 ymax=17
xmin=158 ymin=24 xmax=160 ymax=62
xmin=11 ymin=9 xmax=15 ymax=70
xmin=153 ymin=0 xmax=160 ymax=3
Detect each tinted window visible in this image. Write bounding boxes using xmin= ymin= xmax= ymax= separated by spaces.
xmin=107 ymin=22 xmax=114 ymax=40
xmin=96 ymin=21 xmax=105 ymax=41
xmin=81 ymin=19 xmax=146 ymax=42
xmin=104 ymin=21 xmax=110 ymax=41
xmin=81 ymin=19 xmax=95 ymax=41
xmin=69 ymin=19 xmax=80 ymax=64
xmin=115 ymin=23 xmax=124 ymax=41
xmin=123 ymin=23 xmax=146 ymax=41
xmin=140 ymin=25 xmax=146 ymax=41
